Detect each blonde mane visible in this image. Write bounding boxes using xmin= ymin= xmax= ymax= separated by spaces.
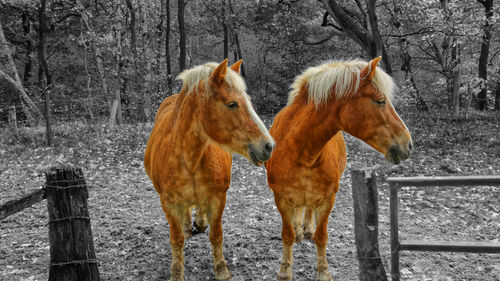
xmin=176 ymin=62 xmax=246 ymax=95
xmin=288 ymin=59 xmax=394 ymax=106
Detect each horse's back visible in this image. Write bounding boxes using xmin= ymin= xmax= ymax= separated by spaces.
xmin=144 ymin=94 xmax=179 ymax=181
xmin=156 ymin=94 xmax=179 ymax=120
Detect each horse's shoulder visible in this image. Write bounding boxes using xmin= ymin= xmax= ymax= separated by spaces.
xmin=199 ymin=144 xmax=232 ymax=187
xmin=203 ymin=144 xmax=232 ymax=166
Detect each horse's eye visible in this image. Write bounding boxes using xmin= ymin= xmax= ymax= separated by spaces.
xmin=375 ymin=99 xmax=386 ymax=105
xmin=226 ymin=101 xmax=239 ymax=109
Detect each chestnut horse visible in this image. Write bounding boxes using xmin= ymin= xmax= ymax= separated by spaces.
xmin=144 ymin=59 xmax=275 ymax=281
xmin=265 ymin=57 xmax=412 ymax=281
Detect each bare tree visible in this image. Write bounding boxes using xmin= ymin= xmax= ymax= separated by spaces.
xmin=476 ymin=0 xmax=494 ymax=110
xmin=388 ymin=1 xmax=428 ymax=111
xmin=22 ymin=12 xmax=33 ymax=83
xmin=78 ymin=1 xmax=112 ymax=123
xmin=38 ymin=0 xmax=52 ymax=145
xmin=166 ymin=0 xmax=173 ymax=90
xmin=228 ymin=0 xmax=245 ymax=77
xmin=320 ymin=0 xmax=393 ymax=74
xmin=178 ymin=0 xmax=188 ymax=71
xmin=222 ymin=0 xmax=229 ymax=59
xmin=0 ymin=18 xmax=41 ymax=124
xmin=495 ymin=66 xmax=500 ymax=110
xmin=109 ymin=17 xmax=124 ymax=126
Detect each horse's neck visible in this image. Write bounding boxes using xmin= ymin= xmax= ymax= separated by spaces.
xmin=287 ymin=95 xmax=341 ymax=166
xmin=173 ymin=94 xmax=209 ymax=172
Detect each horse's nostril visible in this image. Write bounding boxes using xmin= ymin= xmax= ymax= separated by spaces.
xmin=408 ymin=141 xmax=413 ymax=151
xmin=264 ymin=142 xmax=274 ymax=153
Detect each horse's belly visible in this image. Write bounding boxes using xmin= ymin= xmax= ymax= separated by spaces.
xmin=274 ymin=170 xmax=336 ymax=207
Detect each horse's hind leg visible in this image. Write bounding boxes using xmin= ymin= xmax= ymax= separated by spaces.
xmin=275 ymin=194 xmax=296 ymax=281
xmin=161 ymin=199 xmax=186 ymax=281
xmin=303 ymin=208 xmax=315 ymax=240
xmin=313 ymin=198 xmax=335 ymax=281
xmin=208 ymin=193 xmax=231 ymax=280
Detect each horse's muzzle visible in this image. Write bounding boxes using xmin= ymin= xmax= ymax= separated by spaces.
xmin=248 ymin=140 xmax=275 ymax=166
xmin=385 ymin=141 xmax=412 ymax=165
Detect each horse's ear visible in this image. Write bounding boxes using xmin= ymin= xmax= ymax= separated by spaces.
xmin=210 ymin=58 xmax=229 ymax=87
xmin=230 ymin=59 xmax=243 ymax=74
xmin=361 ymin=56 xmax=382 ymax=81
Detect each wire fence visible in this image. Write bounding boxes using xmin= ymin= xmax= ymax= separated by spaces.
xmin=0 ymin=96 xmax=145 ymax=127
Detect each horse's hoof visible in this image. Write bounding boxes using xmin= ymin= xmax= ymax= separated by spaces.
xmin=193 ymin=221 xmax=208 ymax=234
xmin=316 ymin=270 xmax=332 ymax=281
xmin=277 ymin=262 xmax=292 ymax=281
xmin=170 ymin=262 xmax=184 ymax=281
xmin=277 ymin=272 xmax=292 ymax=281
xmin=214 ymin=261 xmax=231 ymax=280
xmin=304 ymin=231 xmax=314 ymax=241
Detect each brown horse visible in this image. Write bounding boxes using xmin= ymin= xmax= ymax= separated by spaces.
xmin=265 ymin=57 xmax=412 ymax=281
xmin=144 ymin=59 xmax=275 ymax=281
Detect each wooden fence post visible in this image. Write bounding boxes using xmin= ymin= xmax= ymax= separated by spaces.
xmin=45 ymin=166 xmax=100 ymax=281
xmin=8 ymin=105 xmax=17 ymax=132
xmin=351 ymin=168 xmax=388 ymax=281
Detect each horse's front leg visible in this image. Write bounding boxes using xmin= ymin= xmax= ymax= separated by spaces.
xmin=161 ymin=198 xmax=186 ymax=281
xmin=275 ymin=194 xmax=296 ymax=281
xmin=313 ymin=196 xmax=335 ymax=281
xmin=208 ymin=192 xmax=231 ymax=280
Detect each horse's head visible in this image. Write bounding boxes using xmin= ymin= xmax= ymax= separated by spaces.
xmin=200 ymin=59 xmax=275 ymax=166
xmin=338 ymin=57 xmax=412 ymax=164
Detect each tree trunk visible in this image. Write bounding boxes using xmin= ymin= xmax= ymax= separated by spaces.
xmin=109 ymin=26 xmax=123 ymax=127
xmin=155 ymin=0 xmax=165 ymax=75
xmin=38 ymin=0 xmax=53 ymax=146
xmin=22 ymin=12 xmax=33 ymax=83
xmin=125 ymin=0 xmax=138 ymax=64
xmin=449 ymin=41 xmax=460 ymax=109
xmin=228 ymin=0 xmax=245 ymax=77
xmin=476 ymin=0 xmax=493 ymax=110
xmin=451 ymin=68 xmax=460 ymax=115
xmin=165 ymin=0 xmax=173 ymax=90
xmin=495 ymin=67 xmax=500 ymax=111
xmin=178 ymin=0 xmax=187 ymax=72
xmin=222 ymin=0 xmax=229 ymax=59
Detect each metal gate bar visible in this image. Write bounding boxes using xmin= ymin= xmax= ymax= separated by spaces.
xmin=388 ymin=175 xmax=500 ymax=281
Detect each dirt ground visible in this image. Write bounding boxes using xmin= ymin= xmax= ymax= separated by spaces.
xmin=1 ymin=112 xmax=499 ymax=281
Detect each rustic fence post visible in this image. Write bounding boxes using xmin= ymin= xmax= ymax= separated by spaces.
xmin=8 ymin=105 xmax=17 ymax=132
xmin=45 ymin=165 xmax=100 ymax=281
xmin=351 ymin=168 xmax=388 ymax=281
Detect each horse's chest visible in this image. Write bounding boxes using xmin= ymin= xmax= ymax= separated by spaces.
xmin=161 ymin=171 xmax=229 ymax=206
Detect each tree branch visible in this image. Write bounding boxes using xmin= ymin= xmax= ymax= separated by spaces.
xmin=304 ymin=30 xmax=343 ymax=45
xmin=386 ymin=27 xmax=434 ymax=38
xmin=321 ymin=12 xmax=343 ymax=31
xmin=320 ymin=0 xmax=372 ymax=49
